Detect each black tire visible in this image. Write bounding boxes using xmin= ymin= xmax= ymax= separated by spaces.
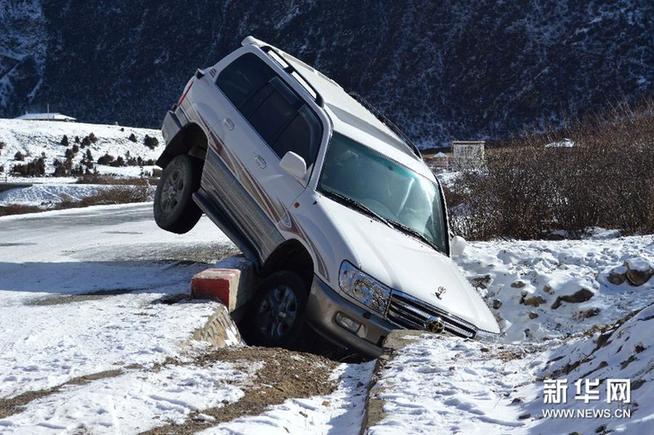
xmin=153 ymin=154 xmax=203 ymax=234
xmin=248 ymin=271 xmax=309 ymax=347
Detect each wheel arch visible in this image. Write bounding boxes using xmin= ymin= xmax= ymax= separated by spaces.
xmin=156 ymin=122 xmax=208 ymax=168
xmin=261 ymin=239 xmax=315 ymax=290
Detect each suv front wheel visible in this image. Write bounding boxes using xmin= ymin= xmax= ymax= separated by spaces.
xmin=249 ymin=271 xmax=309 ymax=347
xmin=153 ymin=154 xmax=203 ymax=234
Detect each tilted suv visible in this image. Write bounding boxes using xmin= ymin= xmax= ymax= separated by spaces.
xmin=154 ymin=36 xmax=499 ymax=356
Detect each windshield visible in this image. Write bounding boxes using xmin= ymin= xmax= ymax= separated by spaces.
xmin=318 ymin=132 xmax=448 ymax=253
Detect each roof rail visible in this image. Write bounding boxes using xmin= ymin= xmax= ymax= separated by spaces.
xmin=349 ymin=92 xmax=422 ymax=159
xmin=259 ymin=45 xmax=324 ymax=107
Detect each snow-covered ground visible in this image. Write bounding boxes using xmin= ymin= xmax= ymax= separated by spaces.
xmin=0 ymin=118 xmax=162 ymax=179
xmin=454 ymin=233 xmax=654 ymax=342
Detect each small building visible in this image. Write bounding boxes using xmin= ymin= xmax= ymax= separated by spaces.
xmin=15 ymin=112 xmax=77 ymax=122
xmin=430 ymin=151 xmax=450 ymax=171
xmin=451 ymin=140 xmax=485 ymax=169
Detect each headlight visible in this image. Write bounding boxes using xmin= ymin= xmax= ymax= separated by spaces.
xmin=338 ymin=261 xmax=391 ymax=314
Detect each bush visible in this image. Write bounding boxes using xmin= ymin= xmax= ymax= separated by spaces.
xmin=97 ymin=153 xmax=115 ymax=165
xmin=143 ymin=135 xmax=159 ymax=150
xmin=12 ymin=158 xmax=46 ymax=177
xmin=110 ymin=156 xmax=126 ymax=167
xmin=88 ymin=132 xmax=97 ymax=143
xmin=14 ymin=151 xmax=25 ymax=161
xmin=448 ymin=98 xmax=654 ymax=240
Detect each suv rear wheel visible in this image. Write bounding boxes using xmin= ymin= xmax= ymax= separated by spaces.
xmin=249 ymin=271 xmax=309 ymax=347
xmin=153 ymin=154 xmax=203 ymax=234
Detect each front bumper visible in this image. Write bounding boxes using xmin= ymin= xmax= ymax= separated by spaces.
xmin=305 ymin=275 xmax=396 ymax=357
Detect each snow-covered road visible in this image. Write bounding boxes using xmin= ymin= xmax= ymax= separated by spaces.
xmin=0 ymin=203 xmax=374 ymax=434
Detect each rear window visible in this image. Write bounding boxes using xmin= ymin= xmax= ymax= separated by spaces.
xmin=217 ymin=53 xmax=275 ymax=109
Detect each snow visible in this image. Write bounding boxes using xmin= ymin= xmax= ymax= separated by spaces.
xmin=545 ymin=138 xmax=575 ymax=148
xmin=0 ymin=362 xmax=254 ymax=434
xmin=0 ymin=203 xmax=234 ymax=399
xmin=200 ymin=362 xmax=375 ymax=435
xmin=454 ymin=235 xmax=654 ymax=342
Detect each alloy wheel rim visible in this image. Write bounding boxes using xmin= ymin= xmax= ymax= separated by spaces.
xmin=258 ymin=285 xmax=298 ymax=339
xmin=160 ymin=168 xmax=184 ymax=213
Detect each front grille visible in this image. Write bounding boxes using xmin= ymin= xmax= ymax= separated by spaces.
xmin=386 ymin=291 xmax=477 ymax=338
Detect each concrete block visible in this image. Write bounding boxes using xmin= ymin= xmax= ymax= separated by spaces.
xmin=191 ymin=255 xmax=257 ymax=313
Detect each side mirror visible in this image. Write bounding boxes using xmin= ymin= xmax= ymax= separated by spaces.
xmin=279 ymin=151 xmax=307 ymax=181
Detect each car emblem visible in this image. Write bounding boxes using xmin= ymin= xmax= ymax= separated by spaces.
xmin=425 ymin=316 xmax=445 ymax=334
xmin=434 ymin=286 xmax=446 ymax=299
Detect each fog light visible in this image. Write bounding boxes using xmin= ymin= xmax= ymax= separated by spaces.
xmin=335 ymin=312 xmax=360 ymax=333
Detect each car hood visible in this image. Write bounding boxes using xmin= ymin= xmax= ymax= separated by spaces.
xmin=319 ymin=196 xmax=500 ymax=334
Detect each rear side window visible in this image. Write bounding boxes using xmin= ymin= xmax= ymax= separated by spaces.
xmin=217 ymin=53 xmax=275 ymax=109
xmin=245 ymin=77 xmax=300 ymax=145
xmin=217 ymin=52 xmax=323 ymax=167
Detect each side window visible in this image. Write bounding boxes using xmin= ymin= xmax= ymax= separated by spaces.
xmin=274 ymin=105 xmax=322 ymax=167
xmin=244 ymin=77 xmax=300 ymax=145
xmin=217 ymin=53 xmax=275 ymax=109
xmin=217 ymin=52 xmax=323 ymax=167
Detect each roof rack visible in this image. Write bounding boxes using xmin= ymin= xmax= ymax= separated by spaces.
xmin=348 ymin=92 xmax=422 ymax=159
xmin=260 ymin=45 xmax=324 ymax=108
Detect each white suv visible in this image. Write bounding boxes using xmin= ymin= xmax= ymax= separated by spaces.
xmin=154 ymin=36 xmax=499 ymax=356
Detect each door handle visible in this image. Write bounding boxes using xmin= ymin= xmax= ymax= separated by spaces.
xmin=253 ymin=154 xmax=267 ymax=169
xmin=223 ymin=118 xmax=235 ymax=131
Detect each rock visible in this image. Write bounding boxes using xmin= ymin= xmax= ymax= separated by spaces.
xmin=528 ymin=311 xmax=539 ymax=319
xmin=470 ymin=274 xmax=492 ymax=289
xmin=573 ymin=307 xmax=601 ymax=320
xmin=520 ymin=294 xmax=546 ymax=307
xmin=543 ymin=284 xmax=555 ymax=294
xmin=551 ymin=288 xmax=594 ymax=309
xmin=607 ymin=266 xmax=627 ymax=285
xmin=450 ymin=235 xmax=467 ymax=257
xmin=492 ymin=299 xmax=503 ymax=309
xmin=624 ymin=258 xmax=653 ymax=286
xmin=511 ymin=280 xmax=527 ymax=288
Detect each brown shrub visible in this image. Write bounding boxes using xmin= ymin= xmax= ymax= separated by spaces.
xmin=448 ymin=98 xmax=654 ymax=240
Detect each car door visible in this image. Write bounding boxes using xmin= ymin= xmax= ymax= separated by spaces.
xmin=207 ymin=50 xmax=322 ymax=254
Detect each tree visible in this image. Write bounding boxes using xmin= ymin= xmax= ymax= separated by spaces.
xmin=14 ymin=151 xmax=25 ymax=161
xmin=72 ymin=144 xmax=80 ymax=154
xmin=85 ymin=149 xmax=93 ymax=161
xmin=128 ymin=133 xmax=137 ymax=142
xmin=143 ymin=135 xmax=159 ymax=150
xmin=60 ymin=135 xmax=69 ymax=146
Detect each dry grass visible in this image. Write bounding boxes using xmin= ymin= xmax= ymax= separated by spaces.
xmin=0 ymin=186 xmax=152 ymax=217
xmin=75 ymin=175 xmax=158 ymax=185
xmin=447 ymin=98 xmax=654 ymax=240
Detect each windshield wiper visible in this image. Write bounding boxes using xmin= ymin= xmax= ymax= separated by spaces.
xmin=386 ymin=219 xmax=441 ymax=252
xmin=320 ymin=189 xmax=393 ymax=228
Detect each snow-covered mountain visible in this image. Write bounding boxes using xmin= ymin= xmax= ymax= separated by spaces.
xmin=1 ymin=1 xmax=652 ymax=147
